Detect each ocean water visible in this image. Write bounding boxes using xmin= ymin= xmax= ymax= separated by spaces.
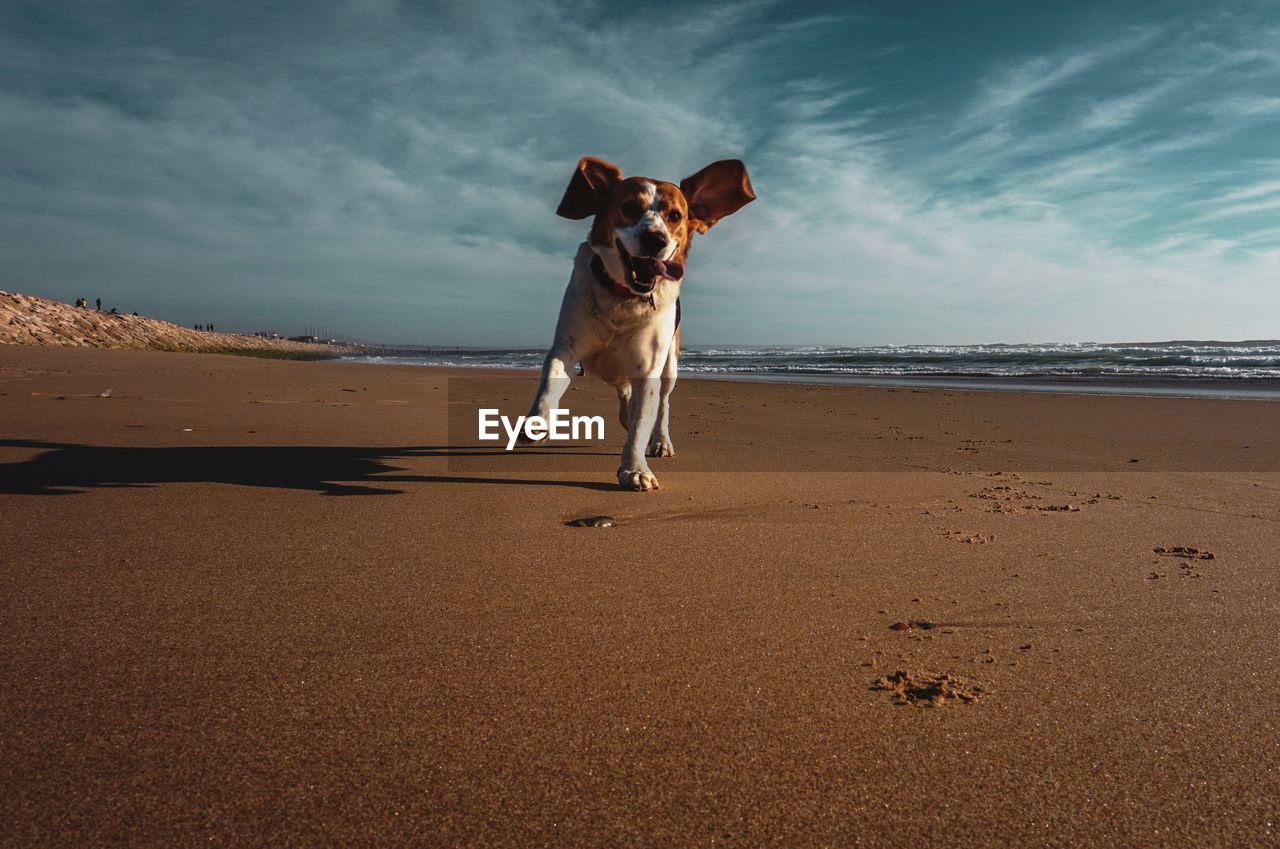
xmin=342 ymin=342 xmax=1280 ymax=399
xmin=346 ymin=341 xmax=1280 ymax=380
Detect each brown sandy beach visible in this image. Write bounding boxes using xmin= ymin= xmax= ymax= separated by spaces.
xmin=2 ymin=346 xmax=1277 ymax=847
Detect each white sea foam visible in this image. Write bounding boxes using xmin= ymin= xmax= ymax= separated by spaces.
xmin=344 ymin=341 xmax=1280 ymax=380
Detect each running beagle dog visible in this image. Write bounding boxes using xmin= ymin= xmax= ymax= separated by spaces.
xmin=525 ymin=156 xmax=755 ymax=490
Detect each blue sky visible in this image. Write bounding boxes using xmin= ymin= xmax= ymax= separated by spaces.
xmin=2 ymin=0 xmax=1278 ymax=345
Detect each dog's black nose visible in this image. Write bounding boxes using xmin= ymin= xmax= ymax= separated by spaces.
xmin=638 ymin=229 xmax=669 ymax=256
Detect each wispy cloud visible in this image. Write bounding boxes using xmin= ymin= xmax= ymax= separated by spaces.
xmin=1203 ymin=94 xmax=1280 ymax=118
xmin=1188 ymin=195 xmax=1280 ymax=225
xmin=1078 ymin=81 xmax=1177 ymax=131
xmin=958 ymin=27 xmax=1159 ymax=129
xmin=1215 ymin=178 xmax=1280 ymax=204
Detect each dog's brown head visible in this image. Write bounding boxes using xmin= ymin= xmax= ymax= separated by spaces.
xmin=556 ymin=157 xmax=755 ymax=294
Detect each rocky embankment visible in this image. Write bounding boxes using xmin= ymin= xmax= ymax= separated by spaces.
xmin=1 ymin=291 xmax=352 ymax=357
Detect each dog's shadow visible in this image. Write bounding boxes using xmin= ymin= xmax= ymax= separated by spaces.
xmin=0 ymin=440 xmax=619 ymax=496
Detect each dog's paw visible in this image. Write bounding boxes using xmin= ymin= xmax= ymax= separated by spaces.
xmin=646 ymin=439 xmax=675 ymax=458
xmin=617 ymin=467 xmax=660 ymax=491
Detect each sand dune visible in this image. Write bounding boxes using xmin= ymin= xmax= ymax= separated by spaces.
xmin=1 ymin=290 xmax=348 ymax=356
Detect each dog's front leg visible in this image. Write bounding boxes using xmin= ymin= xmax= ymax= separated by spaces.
xmin=618 ymin=376 xmax=661 ymax=491
xmin=522 ymin=347 xmax=573 ymax=442
xmin=646 ymin=346 xmax=678 ymax=458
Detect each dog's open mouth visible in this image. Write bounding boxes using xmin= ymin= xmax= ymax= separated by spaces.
xmin=617 ymin=240 xmax=683 ymax=293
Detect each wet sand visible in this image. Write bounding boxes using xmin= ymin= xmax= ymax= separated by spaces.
xmin=2 ymin=346 xmax=1277 ymax=847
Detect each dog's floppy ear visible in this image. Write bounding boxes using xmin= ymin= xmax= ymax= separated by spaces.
xmin=680 ymin=159 xmax=756 ymax=234
xmin=556 ymin=157 xmax=623 ymax=220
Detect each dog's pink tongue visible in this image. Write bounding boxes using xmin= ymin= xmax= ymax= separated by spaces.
xmin=637 ymin=258 xmax=686 ymax=281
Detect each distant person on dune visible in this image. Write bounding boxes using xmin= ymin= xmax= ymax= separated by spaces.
xmin=95 ymin=297 xmax=101 ymax=310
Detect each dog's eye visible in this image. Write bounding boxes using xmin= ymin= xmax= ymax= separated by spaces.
xmin=667 ymin=209 xmax=683 ymax=223
xmin=620 ymin=201 xmax=642 ymax=220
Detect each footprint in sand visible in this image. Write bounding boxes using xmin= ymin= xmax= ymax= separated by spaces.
xmin=871 ymin=669 xmax=983 ymax=707
xmin=970 ymin=484 xmax=1046 ymax=513
xmin=943 ymin=529 xmax=996 ymax=544
xmin=1153 ymin=546 xmax=1215 ymax=560
xmin=1152 ymin=546 xmax=1216 ymax=580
